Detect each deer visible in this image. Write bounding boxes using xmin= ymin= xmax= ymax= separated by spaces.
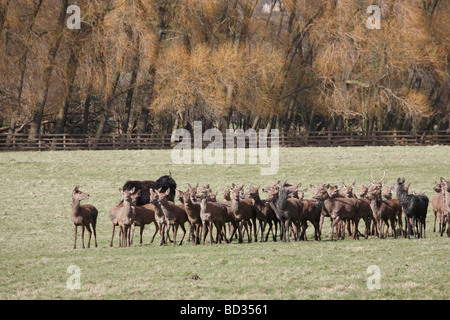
xmin=266 ymin=183 xmax=302 ymax=242
xmin=199 ymin=194 xmax=229 ymax=244
xmin=340 ymin=182 xmax=371 ymax=239
xmin=366 ymin=188 xmax=398 ymax=238
xmin=245 ymin=186 xmax=278 ymax=242
xmin=128 ymin=190 xmax=160 ymax=245
xmin=393 ymin=178 xmax=428 ymax=239
xmin=116 ymin=188 xmax=136 ymax=247
xmin=155 ymin=188 xmax=188 ymax=246
xmin=229 ymin=185 xmax=257 ymax=243
xmin=149 ymin=188 xmax=168 ymax=245
xmin=180 ymin=188 xmax=202 ymax=245
xmin=382 ymin=187 xmax=404 ymax=237
xmin=312 ymin=184 xmax=361 ymax=241
xmin=440 ymin=177 xmax=450 ymax=237
xmin=298 ymin=193 xmax=322 ymax=241
xmin=71 ymin=186 xmax=98 ymax=249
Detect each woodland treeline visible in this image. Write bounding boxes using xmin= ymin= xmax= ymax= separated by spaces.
xmin=0 ymin=0 xmax=449 ymax=139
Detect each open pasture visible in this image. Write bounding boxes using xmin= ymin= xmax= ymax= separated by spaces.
xmin=0 ymin=146 xmax=449 ymax=300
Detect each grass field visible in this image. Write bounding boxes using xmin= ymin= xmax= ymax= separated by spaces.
xmin=0 ymin=146 xmax=449 ymax=300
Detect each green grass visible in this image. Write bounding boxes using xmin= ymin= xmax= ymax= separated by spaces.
xmin=0 ymin=146 xmax=449 ymax=300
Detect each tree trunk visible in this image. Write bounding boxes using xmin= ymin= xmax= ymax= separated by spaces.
xmin=28 ymin=0 xmax=68 ymax=140
xmin=54 ymin=48 xmax=79 ymax=134
xmin=81 ymin=93 xmax=92 ymax=134
xmin=95 ymin=72 xmax=120 ymax=139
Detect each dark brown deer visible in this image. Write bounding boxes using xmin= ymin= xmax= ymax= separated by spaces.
xmin=245 ymin=186 xmax=278 ymax=242
xmin=229 ymin=185 xmax=257 ymax=243
xmin=298 ymin=196 xmax=322 ymax=241
xmin=266 ymin=183 xmax=302 ymax=242
xmin=312 ymin=184 xmax=361 ymax=240
xmin=156 ymin=188 xmax=188 ymax=246
xmin=71 ymin=186 xmax=98 ymax=249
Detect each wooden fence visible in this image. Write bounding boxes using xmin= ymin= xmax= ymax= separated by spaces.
xmin=0 ymin=131 xmax=449 ymax=151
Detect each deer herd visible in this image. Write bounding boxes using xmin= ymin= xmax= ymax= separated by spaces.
xmin=70 ymin=173 xmax=450 ymax=249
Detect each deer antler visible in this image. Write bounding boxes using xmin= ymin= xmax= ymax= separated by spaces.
xmin=380 ymin=171 xmax=386 ymax=183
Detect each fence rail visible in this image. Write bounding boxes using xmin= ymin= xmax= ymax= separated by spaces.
xmin=0 ymin=131 xmax=449 ymax=151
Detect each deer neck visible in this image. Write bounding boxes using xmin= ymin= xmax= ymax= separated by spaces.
xmin=71 ymin=198 xmax=81 ymax=217
xmin=122 ymin=199 xmax=134 ymax=224
xmin=230 ymin=198 xmax=240 ymax=213
xmin=160 ymin=200 xmax=173 ymax=218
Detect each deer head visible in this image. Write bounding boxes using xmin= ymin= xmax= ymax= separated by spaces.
xmin=72 ymin=186 xmax=90 ymax=202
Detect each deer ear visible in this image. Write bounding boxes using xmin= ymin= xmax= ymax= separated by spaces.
xmin=119 ymin=188 xmax=123 ymax=194
xmin=74 ymin=186 xmax=79 ymax=192
xmin=166 ymin=189 xmax=170 ymax=195
xmin=130 ymin=187 xmax=135 ymax=194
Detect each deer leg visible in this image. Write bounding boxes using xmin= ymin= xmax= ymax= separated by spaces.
xmin=81 ymin=226 xmax=85 ymax=249
xmin=130 ymin=224 xmax=135 ymax=245
xmin=73 ymin=224 xmax=77 ymax=249
xmin=110 ymin=224 xmax=116 ymax=247
xmin=330 ymin=216 xmax=342 ymax=241
xmin=150 ymin=222 xmax=158 ymax=244
xmin=92 ymin=221 xmax=98 ymax=248
xmin=172 ymin=224 xmax=178 ymax=246
xmin=85 ymin=224 xmax=92 ymax=248
xmin=178 ymin=223 xmax=186 ymax=246
xmin=209 ymin=221 xmax=214 ymax=244
xmin=139 ymin=225 xmax=145 ymax=245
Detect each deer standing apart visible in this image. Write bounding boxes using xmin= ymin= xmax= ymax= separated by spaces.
xmin=71 ymin=186 xmax=98 ymax=249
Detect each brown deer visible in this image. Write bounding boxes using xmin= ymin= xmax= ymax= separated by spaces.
xmin=149 ymin=188 xmax=168 ymax=245
xmin=181 ymin=189 xmax=202 ymax=244
xmin=116 ymin=188 xmax=136 ymax=247
xmin=440 ymin=177 xmax=450 ymax=237
xmin=366 ymin=188 xmax=398 ymax=238
xmin=245 ymin=186 xmax=278 ymax=242
xmin=431 ymin=182 xmax=444 ymax=234
xmin=341 ymin=182 xmax=371 ymax=239
xmin=129 ymin=190 xmax=160 ymax=245
xmin=229 ymin=185 xmax=257 ymax=243
xmin=71 ymin=186 xmax=98 ymax=249
xmin=298 ymin=195 xmax=322 ymax=241
xmin=199 ymin=195 xmax=229 ymax=244
xmin=382 ymin=187 xmax=404 ymax=237
xmin=312 ymin=184 xmax=361 ymax=240
xmin=155 ymin=188 xmax=188 ymax=246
